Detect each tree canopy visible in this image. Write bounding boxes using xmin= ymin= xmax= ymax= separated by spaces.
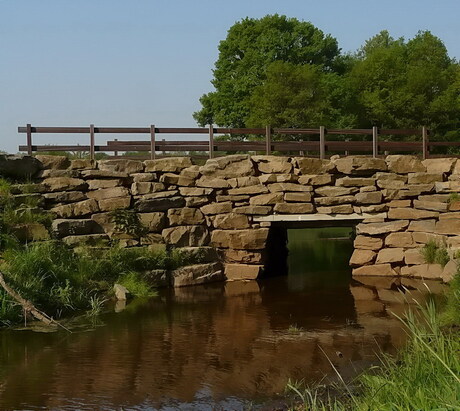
xmin=194 ymin=15 xmax=460 ymax=140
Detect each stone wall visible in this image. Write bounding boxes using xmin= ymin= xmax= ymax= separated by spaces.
xmin=5 ymin=153 xmax=459 ymax=285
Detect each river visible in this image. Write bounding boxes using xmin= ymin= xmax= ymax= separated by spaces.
xmin=0 ymin=228 xmax=444 ymax=410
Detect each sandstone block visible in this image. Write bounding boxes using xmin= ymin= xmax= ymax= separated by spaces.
xmin=357 ymin=220 xmax=409 ymax=236
xmin=336 ymin=177 xmax=375 ymax=187
xmin=317 ymin=204 xmax=354 ymax=214
xmin=212 ymin=213 xmax=250 ymax=229
xmin=162 ymin=225 xmax=209 ymax=247
xmin=268 ymin=183 xmax=312 ymax=193
xmin=195 ymin=176 xmax=229 ymax=189
xmin=131 ymin=182 xmax=165 ymax=195
xmin=352 ymin=264 xmax=398 ymax=277
xmin=412 ymin=231 xmax=446 ymax=245
xmin=387 ymin=200 xmax=411 ymax=208
xmin=98 ymin=196 xmax=131 ymax=212
xmin=250 ymin=193 xmax=283 ymax=205
xmin=376 ymin=248 xmax=404 ymax=264
xmin=52 ymin=218 xmax=100 ymax=238
xmin=168 ymin=208 xmax=204 ymax=226
xmin=227 ymin=185 xmax=268 ymax=195
xmin=442 ymin=260 xmax=457 ymax=283
xmin=87 ymin=179 xmax=122 ymax=190
xmin=359 ymin=204 xmax=388 ymax=213
xmin=185 ymin=197 xmax=210 ymax=207
xmin=404 ymin=248 xmax=425 ymax=265
xmin=43 ymin=191 xmax=87 ymax=204
xmin=400 ymin=264 xmax=443 ymax=279
xmin=131 ymin=173 xmax=156 ymax=182
xmin=98 ymin=159 xmax=144 ymax=174
xmin=386 ymin=155 xmax=425 ymax=173
xmin=42 ymin=177 xmax=88 ymax=192
xmin=11 ymin=223 xmax=50 ymax=241
xmin=225 ymin=264 xmax=264 ymax=281
xmin=201 ymin=202 xmax=232 ymax=215
xmin=314 ymin=195 xmax=355 ymax=206
xmin=86 ymin=186 xmax=130 ymax=201
xmin=69 ymin=159 xmax=93 ymax=170
xmin=179 ymin=187 xmax=212 ymax=196
xmin=172 ymin=262 xmax=224 ymax=287
xmin=210 ymin=228 xmax=269 ymax=250
xmin=62 ymin=234 xmax=109 ymax=247
xmin=227 ymin=176 xmax=261 ymax=188
xmin=315 ymin=186 xmax=357 ymax=197
xmin=354 ymin=235 xmax=383 ymax=250
xmin=81 ymin=169 xmax=128 ymax=179
xmin=435 ymin=181 xmax=460 ymax=193
xmin=387 ymin=208 xmax=438 ymax=220
xmin=284 ymin=192 xmax=312 ymax=202
xmin=334 ymin=157 xmax=387 ymax=175
xmin=137 ymin=196 xmax=185 ymax=212
xmin=138 ymin=212 xmax=166 ymax=233
xmin=438 ymin=211 xmax=460 ymax=220
xmin=413 ymin=199 xmax=447 ymax=212
xmin=422 ymin=158 xmax=456 ymax=174
xmin=159 ymin=173 xmax=195 ymax=187
xmin=223 ymin=249 xmax=265 ymax=264
xmin=349 ymin=249 xmax=376 ymax=267
xmin=298 ymin=174 xmax=333 ymax=186
xmin=36 ymin=155 xmax=70 ymax=170
xmin=377 ymin=179 xmax=406 ymax=189
xmin=359 ymin=185 xmax=377 ymax=192
xmin=436 ymin=219 xmax=460 ymax=235
xmin=200 ymin=155 xmax=254 ymax=178
xmin=295 ymin=158 xmax=335 ymax=174
xmin=385 ymin=232 xmax=414 ymax=248
xmin=273 ymin=203 xmax=314 ymax=214
xmin=144 ymin=157 xmax=192 ymax=173
xmin=52 ymin=199 xmax=99 ymax=218
xmin=180 ymin=165 xmax=201 ymax=179
xmin=409 ymin=173 xmax=444 ymax=185
xmin=216 ymin=194 xmax=250 ymax=202
xmin=355 ymin=191 xmax=382 ymax=205
xmin=252 ymin=156 xmax=293 ymax=174
xmin=234 ymin=206 xmax=272 ymax=215
xmin=408 ymin=219 xmax=436 ymax=233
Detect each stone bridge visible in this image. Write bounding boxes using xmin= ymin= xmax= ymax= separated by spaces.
xmin=6 ymin=153 xmax=459 ymax=285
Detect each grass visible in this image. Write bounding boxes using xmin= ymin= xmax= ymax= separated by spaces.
xmin=288 ymin=274 xmax=460 ymax=410
xmin=420 ymin=239 xmax=451 ymax=267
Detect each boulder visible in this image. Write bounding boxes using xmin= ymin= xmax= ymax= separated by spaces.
xmin=144 ymin=157 xmax=192 ymax=173
xmin=200 ymin=155 xmax=255 ymax=178
xmin=210 ymin=228 xmax=269 ymax=250
xmin=354 ymin=235 xmax=383 ymax=250
xmin=334 ymin=157 xmax=387 ymax=175
xmin=252 ymin=156 xmax=293 ymax=174
xmin=385 ymin=232 xmax=415 ymax=248
xmin=98 ymin=159 xmax=144 ymax=174
xmin=212 ymin=213 xmax=250 ymax=229
xmin=162 ymin=225 xmax=209 ymax=247
xmin=225 ymin=264 xmax=264 ymax=281
xmin=386 ymin=155 xmax=425 ymax=173
xmin=138 ymin=212 xmax=166 ymax=233
xmin=352 ymin=263 xmax=398 ymax=276
xmin=295 ymin=158 xmax=335 ymax=174
xmin=250 ymin=193 xmax=283 ymax=205
xmin=357 ymin=220 xmax=409 ymax=236
xmin=35 ymin=155 xmax=70 ymax=170
xmin=0 ymin=155 xmax=41 ymax=178
xmin=167 ymin=208 xmax=205 ymax=226
xmin=171 ymin=262 xmax=224 ymax=287
xmin=42 ymin=177 xmax=88 ymax=192
xmin=273 ymin=203 xmax=315 ymax=214
xmin=349 ymin=249 xmax=376 ymax=267
xmin=376 ymin=248 xmax=404 ymax=264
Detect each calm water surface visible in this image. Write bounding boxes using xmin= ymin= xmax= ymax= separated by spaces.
xmin=0 ymin=229 xmax=444 ymax=410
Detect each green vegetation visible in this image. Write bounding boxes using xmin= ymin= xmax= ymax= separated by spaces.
xmin=420 ymin=240 xmax=450 ymax=267
xmin=287 ymin=274 xmax=460 ymax=410
xmin=110 ymin=208 xmax=149 ymax=239
xmin=195 ymin=15 xmax=460 ymax=146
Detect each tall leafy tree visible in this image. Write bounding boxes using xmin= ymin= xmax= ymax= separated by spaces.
xmin=193 ymin=15 xmax=341 ymax=127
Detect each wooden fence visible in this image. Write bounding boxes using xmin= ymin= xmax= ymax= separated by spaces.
xmin=17 ymin=124 xmax=443 ymax=161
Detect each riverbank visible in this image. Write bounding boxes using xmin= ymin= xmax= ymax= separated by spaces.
xmin=289 ymin=271 xmax=460 ymax=410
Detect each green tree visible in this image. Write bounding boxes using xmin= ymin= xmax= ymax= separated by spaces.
xmin=193 ymin=14 xmax=341 ymax=127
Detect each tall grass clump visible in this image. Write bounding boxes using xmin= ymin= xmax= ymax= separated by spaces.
xmin=420 ymin=240 xmax=450 ymax=267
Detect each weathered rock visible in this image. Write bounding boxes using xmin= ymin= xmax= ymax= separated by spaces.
xmin=377 ymin=179 xmax=406 ymax=189
xmin=284 ymin=192 xmax=312 ymax=202
xmin=234 ymin=206 xmax=272 ymax=215
xmin=396 ymin=184 xmax=435 ymax=198
xmin=162 ymin=225 xmax=209 ymax=247
xmin=0 ymin=155 xmax=41 ymax=178
xmin=99 ymin=159 xmax=144 ymax=174
xmin=69 ymin=159 xmax=93 ymax=170
xmin=88 ymin=179 xmax=122 ymax=191
xmin=131 ymin=173 xmax=156 ymax=182
xmin=441 ymin=260 xmax=457 ymax=283
xmin=10 ymin=223 xmax=50 ymax=241
xmin=334 ymin=157 xmax=387 ymax=175
xmin=259 ymin=174 xmax=298 ymax=184
xmin=354 ymin=235 xmax=383 ymax=250
xmin=387 ymin=199 xmax=411 ymax=208
xmin=200 ymin=155 xmax=255 ymax=178
xmin=227 ymin=185 xmax=269 ymax=195
xmin=86 ymin=186 xmax=130 ymax=201
xmin=211 ymin=213 xmax=250 ymax=229
xmin=38 ymin=169 xmax=81 ymax=178
xmin=386 ymin=155 xmax=425 ymax=173
xmin=42 ymin=177 xmax=88 ymax=192
xmin=141 ymin=190 xmax=179 ymax=200
xmin=387 ymin=208 xmax=438 ymax=220
xmin=196 ymin=176 xmax=230 ymax=188
xmin=359 ymin=204 xmax=388 ymax=213
xmin=349 ymin=249 xmax=376 ymax=267
xmin=201 ymin=202 xmax=232 ymax=215
xmin=52 ymin=199 xmax=99 ymax=218
xmin=211 ymin=228 xmax=269 ymax=250
xmin=185 ymin=197 xmax=210 ymax=207
xmin=252 ymin=156 xmax=293 ymax=174
xmin=98 ymin=196 xmax=131 ymax=212
xmin=355 ymin=191 xmax=383 ymax=205
xmin=352 ymin=263 xmax=398 ymax=276
xmin=315 ymin=186 xmax=357 ymax=197
xmin=400 ymin=264 xmax=443 ymax=279
xmin=131 ymin=182 xmax=165 ymax=195
xmin=412 ymin=231 xmax=446 ymax=245
xmin=273 ymin=203 xmax=315 ymax=214
xmin=138 ymin=212 xmax=166 ymax=232
xmin=435 ymin=181 xmax=460 ymax=193
xmin=298 ymin=174 xmax=333 ymax=186
xmin=336 ymin=177 xmax=376 ymax=187
xmin=216 ymin=194 xmax=250 ymax=202
xmin=408 ymin=219 xmax=436 ymax=233
xmin=171 ymin=262 xmax=224 ymax=287
xmin=144 ymin=157 xmax=192 ymax=173
xmin=225 ymin=264 xmax=264 ymax=281
xmin=167 ymin=208 xmax=204 ymax=226
xmin=36 ymin=155 xmax=71 ymax=170
xmin=52 ymin=219 xmax=100 ymax=238
xmin=180 ymin=165 xmax=201 ymax=179
xmin=385 ymin=232 xmax=415 ymax=248
xmin=81 ymin=169 xmax=128 ymax=179
xmin=408 ymin=173 xmax=443 ymax=184
xmin=159 ymin=173 xmax=195 ymax=187
xmin=113 ymin=284 xmax=129 ymax=300
xmin=295 ymin=158 xmax=335 ymax=174
xmin=43 ymin=191 xmax=87 ymax=204
xmin=404 ymin=249 xmax=425 ymax=265
xmin=357 ymin=220 xmax=409 ymax=236
xmin=316 ymin=204 xmax=354 ymax=214
xmin=436 ymin=219 xmax=460 ymax=235
xmin=137 ymin=196 xmax=185 ymax=212
xmin=314 ymin=196 xmax=355 ymax=206
xmin=250 ymin=193 xmax=283 ymax=205
xmin=223 ymin=249 xmax=265 ymax=264
xmin=376 ymin=248 xmax=404 ymax=264
xmin=413 ymin=199 xmax=448 ymax=212
xmin=422 ymin=158 xmax=456 ymax=174
xmin=179 ymin=187 xmax=213 ymax=196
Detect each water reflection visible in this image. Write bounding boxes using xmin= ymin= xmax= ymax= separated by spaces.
xmin=0 ymin=229 xmax=445 ymax=410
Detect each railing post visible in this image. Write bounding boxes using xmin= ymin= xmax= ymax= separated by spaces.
xmin=422 ymin=126 xmax=429 ymax=160
xmin=150 ymin=124 xmax=156 ymax=160
xmin=372 ymin=126 xmax=378 ymax=158
xmin=114 ymin=138 xmax=118 ymax=157
xmin=319 ymin=126 xmax=325 ymax=160
xmin=209 ymin=124 xmax=214 ymax=159
xmin=265 ymin=125 xmax=271 ymax=155
xmin=26 ymin=123 xmax=32 ymax=156
xmin=89 ymin=124 xmax=95 ymax=161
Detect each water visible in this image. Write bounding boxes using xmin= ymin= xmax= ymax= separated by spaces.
xmin=0 ymin=229 xmax=445 ymax=410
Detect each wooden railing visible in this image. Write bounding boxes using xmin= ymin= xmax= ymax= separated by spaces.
xmin=17 ymin=124 xmax=442 ymax=160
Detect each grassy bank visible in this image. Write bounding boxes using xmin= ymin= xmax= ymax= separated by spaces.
xmin=289 ymin=274 xmax=460 ymax=410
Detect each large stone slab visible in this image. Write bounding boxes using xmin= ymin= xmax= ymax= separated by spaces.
xmin=355 ymin=191 xmax=383 ymax=205
xmin=387 ymin=208 xmax=439 ymax=220
xmin=295 ymin=158 xmax=335 ymax=174
xmin=162 ymin=225 xmax=209 ymax=247
xmin=52 ymin=218 xmax=100 ymax=238
xmin=196 ymin=176 xmax=231 ymax=188
xmin=0 ymin=155 xmax=41 ymax=178
xmin=137 ymin=196 xmax=185 ymax=212
xmin=354 ymin=235 xmax=383 ymax=251
xmin=385 ymin=232 xmax=415 ymax=248
xmin=98 ymin=159 xmax=144 ymax=174
xmin=422 ymin=158 xmax=456 ymax=174
xmin=211 ymin=228 xmax=269 ymax=250
xmin=223 ymin=249 xmax=265 ymax=264
xmin=334 ymin=157 xmax=387 ymax=175
xmin=144 ymin=157 xmax=192 ymax=173
xmin=314 ymin=195 xmax=355 ymax=206
xmin=252 ymin=156 xmax=293 ymax=174
xmin=167 ymin=208 xmax=205 ymax=226
xmin=315 ymin=186 xmax=357 ymax=197
xmin=352 ymin=264 xmax=398 ymax=277
xmin=316 ymin=204 xmax=354 ymax=214
xmin=234 ymin=206 xmax=272 ymax=215
xmin=225 ymin=264 xmax=264 ymax=281
xmin=86 ymin=186 xmax=130 ymax=200
xmin=336 ymin=177 xmax=376 ymax=187
xmin=349 ymin=249 xmax=376 ymax=267
xmin=249 ymin=193 xmax=283 ymax=205
xmin=273 ymin=203 xmax=315 ymax=214
xmin=267 ymin=183 xmax=312 ymax=193
xmin=408 ymin=173 xmax=444 ymax=184
xmin=386 ymin=155 xmax=425 ymax=173
xmin=436 ymin=219 xmax=460 ymax=235
xmin=201 ymin=202 xmax=233 ymax=215
xmin=42 ymin=177 xmax=88 ymax=192
xmin=212 ymin=213 xmax=250 ymax=229
xmin=98 ymin=197 xmax=131 ymax=212
xmin=200 ymin=155 xmax=255 ymax=178
xmin=357 ymin=220 xmax=409 ymax=236
xmin=51 ymin=199 xmax=99 ymax=218
xmin=400 ymin=264 xmax=443 ymax=279
xmin=138 ymin=212 xmax=166 ymax=233
xmin=376 ymin=248 xmax=404 ymax=264
xmin=36 ymin=155 xmax=70 ymax=170
xmin=171 ymin=263 xmax=224 ymax=287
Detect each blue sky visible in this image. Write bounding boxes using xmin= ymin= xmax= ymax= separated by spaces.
xmin=1 ymin=0 xmax=459 ymax=154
